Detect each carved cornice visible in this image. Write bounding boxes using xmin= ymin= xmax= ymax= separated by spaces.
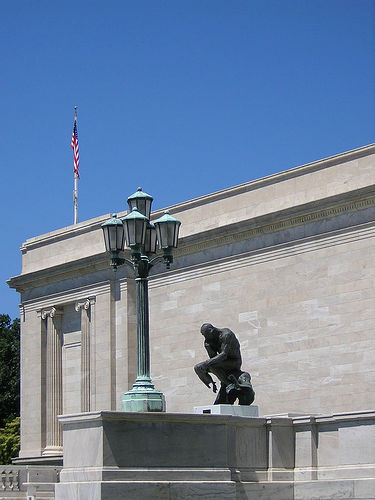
xmin=18 ymin=143 xmax=375 ymax=254
xmin=150 ymin=221 xmax=375 ymax=289
xmin=157 ymin=143 xmax=375 ymax=215
xmin=8 ymin=256 xmax=111 ymax=292
xmin=173 ymin=193 xmax=375 ymax=259
xmin=21 ymin=283 xmax=109 ymax=315
xmin=9 ymin=189 xmax=375 ymax=293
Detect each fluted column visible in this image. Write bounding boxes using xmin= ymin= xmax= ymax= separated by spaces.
xmin=41 ymin=307 xmax=63 ymax=455
xmin=75 ymin=297 xmax=95 ymax=412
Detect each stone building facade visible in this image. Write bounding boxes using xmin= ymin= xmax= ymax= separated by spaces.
xmin=8 ymin=143 xmax=375 ymax=464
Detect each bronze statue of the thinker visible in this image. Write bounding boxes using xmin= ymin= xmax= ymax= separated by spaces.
xmin=194 ymin=323 xmax=255 ymax=405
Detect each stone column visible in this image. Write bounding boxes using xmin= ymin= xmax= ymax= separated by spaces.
xmin=75 ymin=297 xmax=95 ymax=412
xmin=41 ymin=307 xmax=63 ymax=456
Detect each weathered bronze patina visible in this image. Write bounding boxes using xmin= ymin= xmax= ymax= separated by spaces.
xmin=194 ymin=323 xmax=255 ymax=405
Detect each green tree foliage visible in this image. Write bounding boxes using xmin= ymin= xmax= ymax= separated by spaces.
xmin=0 ymin=315 xmax=20 ymax=427
xmin=0 ymin=417 xmax=20 ymax=464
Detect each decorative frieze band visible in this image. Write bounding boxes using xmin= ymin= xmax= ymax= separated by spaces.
xmin=22 ymin=282 xmax=109 ymax=316
xmin=150 ymin=221 xmax=375 ymax=289
xmin=174 ymin=194 xmax=375 ymax=260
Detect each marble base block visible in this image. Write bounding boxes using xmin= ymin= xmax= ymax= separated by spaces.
xmin=194 ymin=404 xmax=259 ymax=417
xmin=56 ymin=481 xmax=236 ymax=500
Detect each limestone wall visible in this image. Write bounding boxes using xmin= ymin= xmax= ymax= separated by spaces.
xmin=149 ymin=221 xmax=375 ymax=415
xmin=8 ymin=143 xmax=375 ymax=462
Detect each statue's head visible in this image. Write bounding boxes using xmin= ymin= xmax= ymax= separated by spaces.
xmin=200 ymin=323 xmax=216 ymax=342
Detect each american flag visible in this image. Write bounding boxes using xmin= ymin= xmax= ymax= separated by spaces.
xmin=71 ymin=113 xmax=80 ymax=179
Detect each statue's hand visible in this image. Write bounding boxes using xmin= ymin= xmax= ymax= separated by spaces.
xmin=212 ymin=381 xmax=217 ymax=393
xmin=228 ymin=374 xmax=240 ymax=389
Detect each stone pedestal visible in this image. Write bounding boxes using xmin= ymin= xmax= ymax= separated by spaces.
xmin=56 ymin=410 xmax=375 ymax=500
xmin=56 ymin=410 xmax=268 ymax=499
xmin=194 ymin=404 xmax=259 ymax=417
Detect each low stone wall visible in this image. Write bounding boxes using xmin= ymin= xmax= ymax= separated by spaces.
xmin=1 ymin=466 xmax=26 ymax=498
xmin=292 ymin=411 xmax=375 ymax=482
xmin=0 ymin=465 xmax=60 ymax=500
xmin=54 ymin=409 xmax=375 ymax=500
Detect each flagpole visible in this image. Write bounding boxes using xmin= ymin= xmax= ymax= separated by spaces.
xmin=72 ymin=106 xmax=79 ymax=224
xmin=74 ymin=171 xmax=78 ymax=225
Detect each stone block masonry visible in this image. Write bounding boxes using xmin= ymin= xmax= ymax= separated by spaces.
xmin=55 ymin=410 xmax=375 ymax=500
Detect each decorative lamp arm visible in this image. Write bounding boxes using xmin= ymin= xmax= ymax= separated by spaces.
xmin=149 ymin=248 xmax=173 ymax=269
xmin=109 ymin=252 xmax=133 ymax=272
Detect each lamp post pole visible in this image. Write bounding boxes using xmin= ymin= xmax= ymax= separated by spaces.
xmin=125 ymin=259 xmax=165 ymax=411
xmin=101 ymin=188 xmax=181 ymax=412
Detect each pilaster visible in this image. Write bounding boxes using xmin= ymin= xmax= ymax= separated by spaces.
xmin=294 ymin=416 xmax=318 ymax=481
xmin=75 ymin=297 xmax=96 ymax=412
xmin=40 ymin=306 xmax=63 ymax=456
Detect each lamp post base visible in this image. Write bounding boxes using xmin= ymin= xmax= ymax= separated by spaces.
xmin=122 ymin=378 xmax=166 ymax=412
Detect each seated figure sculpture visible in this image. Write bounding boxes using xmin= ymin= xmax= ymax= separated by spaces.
xmin=194 ymin=323 xmax=255 ymax=405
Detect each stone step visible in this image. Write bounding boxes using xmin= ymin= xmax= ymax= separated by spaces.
xmin=24 ymin=482 xmax=56 ymax=500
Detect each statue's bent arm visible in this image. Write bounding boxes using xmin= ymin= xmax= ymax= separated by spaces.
xmin=204 ymin=342 xmax=217 ymax=359
xmin=207 ymin=348 xmax=228 ymax=366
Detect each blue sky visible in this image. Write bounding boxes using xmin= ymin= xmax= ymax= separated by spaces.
xmin=1 ymin=0 xmax=374 ymax=319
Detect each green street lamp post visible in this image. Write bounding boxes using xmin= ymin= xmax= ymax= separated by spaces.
xmin=101 ymin=188 xmax=181 ymax=412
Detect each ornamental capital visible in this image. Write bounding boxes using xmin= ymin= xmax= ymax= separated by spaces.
xmin=38 ymin=306 xmax=63 ymax=319
xmin=75 ymin=296 xmax=96 ymax=312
